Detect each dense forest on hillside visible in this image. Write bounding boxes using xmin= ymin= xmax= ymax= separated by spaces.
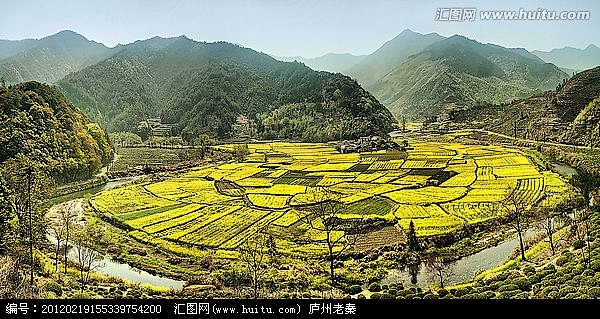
xmin=57 ymin=38 xmax=395 ymax=141
xmin=449 ymin=66 xmax=600 ymax=147
xmin=0 ymin=81 xmax=113 ymax=183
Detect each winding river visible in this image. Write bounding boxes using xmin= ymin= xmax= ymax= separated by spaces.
xmin=380 ymin=229 xmax=540 ymax=288
xmin=49 ymin=176 xmax=186 ymax=290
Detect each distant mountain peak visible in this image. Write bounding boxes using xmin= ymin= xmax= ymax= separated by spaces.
xmin=44 ymin=29 xmax=88 ymax=41
xmin=585 ymin=44 xmax=599 ymax=51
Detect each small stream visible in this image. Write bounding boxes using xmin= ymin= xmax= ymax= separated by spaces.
xmin=49 ymin=176 xmax=186 ymax=290
xmin=381 ymin=229 xmax=541 ymax=288
xmin=66 ymin=248 xmax=185 ymax=290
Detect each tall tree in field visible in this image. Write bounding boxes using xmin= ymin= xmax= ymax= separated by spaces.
xmin=406 ymin=220 xmax=421 ymax=252
xmin=499 ymin=188 xmax=534 ymax=261
xmin=400 ymin=220 xmax=423 ymax=284
xmin=425 ymin=248 xmax=455 ymax=289
xmin=570 ymin=169 xmax=600 ymax=207
xmin=296 ymin=188 xmax=361 ymax=286
xmin=401 ymin=115 xmax=407 ymax=132
xmin=48 ymin=213 xmax=66 ymax=273
xmin=2 ymin=155 xmax=53 ymax=284
xmin=195 ymin=134 xmax=214 ymax=159
xmin=238 ymin=229 xmax=270 ymax=298
xmin=234 ymin=143 xmax=249 ymax=162
xmin=58 ymin=204 xmax=78 ymax=275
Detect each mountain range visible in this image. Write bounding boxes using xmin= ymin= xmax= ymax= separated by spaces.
xmin=1 ymin=29 xmax=598 ymax=139
xmin=273 ymin=29 xmax=596 ymax=121
xmin=532 ymin=45 xmax=600 ymax=72
xmin=55 ymin=35 xmax=395 ymax=141
xmin=0 ymin=30 xmax=115 ymax=85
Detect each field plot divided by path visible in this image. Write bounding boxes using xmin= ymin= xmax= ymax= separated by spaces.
xmin=91 ymin=140 xmax=573 ymax=257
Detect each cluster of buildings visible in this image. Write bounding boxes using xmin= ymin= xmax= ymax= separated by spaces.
xmin=339 ymin=136 xmax=405 ymax=153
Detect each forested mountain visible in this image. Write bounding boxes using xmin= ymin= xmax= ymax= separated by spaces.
xmin=0 ymin=38 xmax=37 ymax=60
xmin=450 ymin=66 xmax=600 ymax=147
xmin=345 ymin=29 xmax=445 ymax=88
xmin=57 ymin=36 xmax=396 ymax=141
xmin=0 ymin=81 xmax=113 ymax=183
xmin=272 ymin=53 xmax=366 ymax=73
xmin=533 ymin=45 xmax=600 ymax=71
xmin=0 ymin=30 xmax=114 ymax=85
xmin=368 ymin=35 xmax=569 ymax=119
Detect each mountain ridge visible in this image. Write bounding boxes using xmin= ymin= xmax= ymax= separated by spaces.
xmin=368 ymin=34 xmax=569 ymax=119
xmin=0 ymin=30 xmax=116 ymax=84
xmin=57 ymin=36 xmax=396 ymax=141
xmin=533 ymin=44 xmax=600 ymax=71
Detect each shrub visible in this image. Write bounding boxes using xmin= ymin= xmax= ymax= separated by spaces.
xmin=370 ymin=292 xmax=381 ymax=299
xmin=44 ymin=281 xmax=63 ymax=297
xmin=41 ymin=291 xmax=57 ymax=299
xmin=387 ymin=289 xmax=397 ymax=297
xmin=380 ymin=292 xmax=394 ymax=299
xmin=543 ymin=264 xmax=556 ymax=272
xmin=573 ymin=239 xmax=585 ymax=250
xmin=588 ymin=287 xmax=600 ymax=298
xmin=368 ymin=283 xmax=381 ymax=292
xmin=437 ymin=288 xmax=448 ymax=298
xmin=564 ymin=292 xmax=580 ymax=299
xmin=356 ymin=294 xmax=366 ymax=299
xmin=497 ymin=290 xmax=520 ymax=299
xmin=480 ymin=291 xmax=496 ymax=299
xmin=511 ymin=277 xmax=531 ymax=291
xmin=556 ymin=256 xmax=569 ymax=266
xmin=346 ymin=285 xmax=363 ymax=295
xmin=423 ymin=293 xmax=437 ymax=299
xmin=512 ymin=292 xmax=529 ymax=299
xmin=498 ymin=284 xmax=520 ymax=292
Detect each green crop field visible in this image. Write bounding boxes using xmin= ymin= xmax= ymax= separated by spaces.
xmin=90 ymin=140 xmax=573 ymax=258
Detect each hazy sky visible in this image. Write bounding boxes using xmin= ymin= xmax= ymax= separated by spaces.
xmin=1 ymin=0 xmax=598 ymax=58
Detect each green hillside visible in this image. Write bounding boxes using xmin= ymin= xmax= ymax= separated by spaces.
xmin=57 ymin=36 xmax=395 ymax=141
xmin=450 ymin=66 xmax=600 ymax=147
xmin=369 ymin=35 xmax=569 ymax=119
xmin=0 ymin=81 xmax=113 ymax=183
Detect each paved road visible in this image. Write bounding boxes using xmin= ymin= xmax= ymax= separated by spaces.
xmin=390 ymin=129 xmax=599 ymax=151
xmin=468 ymin=129 xmax=599 ymax=151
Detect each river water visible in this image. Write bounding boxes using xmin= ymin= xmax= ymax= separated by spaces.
xmin=49 ymin=176 xmax=186 ymax=290
xmin=65 ymin=248 xmax=185 ymax=290
xmin=381 ymin=229 xmax=541 ymax=288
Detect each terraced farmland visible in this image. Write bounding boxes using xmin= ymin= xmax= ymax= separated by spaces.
xmin=90 ymin=141 xmax=573 ymax=258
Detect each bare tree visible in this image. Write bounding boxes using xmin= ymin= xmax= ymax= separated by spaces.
xmin=238 ymin=229 xmax=270 ymax=298
xmin=48 ymin=215 xmax=66 ymax=273
xmin=296 ymin=188 xmax=361 ymax=286
xmin=73 ymin=221 xmax=105 ymax=292
xmin=574 ymin=207 xmax=593 ymax=266
xmin=425 ymin=248 xmax=455 ymax=289
xmin=58 ymin=205 xmax=78 ymax=275
xmin=499 ymin=189 xmax=535 ymax=261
